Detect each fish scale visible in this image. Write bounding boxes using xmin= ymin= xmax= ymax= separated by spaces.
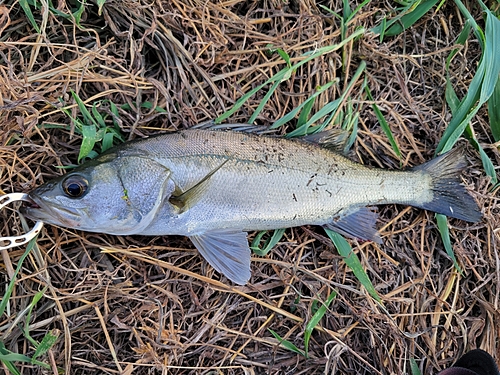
xmin=129 ymin=130 xmax=431 ymax=232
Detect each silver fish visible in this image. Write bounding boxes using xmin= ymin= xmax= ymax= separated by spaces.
xmin=22 ymin=129 xmax=481 ymax=284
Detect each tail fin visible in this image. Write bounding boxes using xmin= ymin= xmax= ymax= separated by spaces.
xmin=412 ymin=148 xmax=481 ymax=222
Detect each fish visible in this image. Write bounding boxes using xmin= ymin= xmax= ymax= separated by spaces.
xmin=21 ymin=128 xmax=481 ymax=285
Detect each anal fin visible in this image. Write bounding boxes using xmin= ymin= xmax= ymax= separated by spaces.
xmin=325 ymin=207 xmax=382 ymax=244
xmin=189 ymin=229 xmax=251 ymax=285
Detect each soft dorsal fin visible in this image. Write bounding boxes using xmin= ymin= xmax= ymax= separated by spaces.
xmin=189 ymin=230 xmax=251 ymax=285
xmin=169 ymin=160 xmax=228 ymax=213
xmin=301 ymin=129 xmax=349 ymax=153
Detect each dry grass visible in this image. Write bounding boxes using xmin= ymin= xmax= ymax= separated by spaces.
xmin=0 ymin=0 xmax=499 ymax=374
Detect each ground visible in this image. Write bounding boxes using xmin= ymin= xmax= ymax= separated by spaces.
xmin=0 ymin=0 xmax=499 ymax=374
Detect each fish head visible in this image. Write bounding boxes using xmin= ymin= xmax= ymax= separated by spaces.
xmin=22 ymin=152 xmax=176 ymax=235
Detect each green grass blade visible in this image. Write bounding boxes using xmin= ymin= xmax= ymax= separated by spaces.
xmin=0 ymin=239 xmax=37 ymax=317
xmin=479 ymin=9 xmax=500 ymax=104
xmin=347 ymin=0 xmax=372 ymax=23
xmin=383 ymin=0 xmax=439 ymax=37
xmin=445 ymin=21 xmax=471 ymax=70
xmin=0 ymin=353 xmax=33 ymax=364
xmin=217 ymin=28 xmax=365 ymax=124
xmin=286 ymin=61 xmax=366 ymax=137
xmin=24 ymin=289 xmax=47 ymax=347
xmin=1 ymin=360 xmax=21 ymax=375
xmin=286 ymin=97 xmax=341 ymax=137
xmin=92 ymin=103 xmax=106 ymax=128
xmin=216 ymin=80 xmax=271 ymax=123
xmin=0 ymin=339 xmax=51 ymax=371
xmin=0 ymin=342 xmax=22 ymax=375
xmin=436 ymin=33 xmax=481 ymax=151
xmin=96 ymin=0 xmax=106 ymax=15
xmin=464 ymin=127 xmax=498 ymax=185
xmin=248 ymin=80 xmax=281 ymax=124
xmin=488 ymin=76 xmax=500 ymax=141
xmin=410 ymin=358 xmax=422 ymax=375
xmin=102 ymin=132 xmax=115 ymax=152
xmin=453 ymin=0 xmax=484 ymax=49
xmin=32 ymin=329 xmax=60 ymax=361
xmin=268 ymin=329 xmax=306 ymax=357
xmin=18 ymin=0 xmax=40 ymax=33
xmin=71 ymin=90 xmax=98 ymax=127
xmin=365 ymin=85 xmax=401 ymax=158
xmin=342 ymin=0 xmax=352 ymax=20
xmin=120 ymin=101 xmax=167 ymax=113
xmin=271 ymin=81 xmax=336 ymax=131
xmin=372 ymin=0 xmax=438 ymax=38
xmin=304 ymin=291 xmax=336 ymax=357
xmin=276 ymin=49 xmax=292 ymax=68
xmin=344 ymin=112 xmax=359 ymax=151
xmin=250 ymin=229 xmax=286 ymax=256
xmin=296 ymin=96 xmax=316 ymax=128
xmin=78 ymin=125 xmax=97 ymax=162
xmin=437 ymin=4 xmax=500 ymax=158
xmin=71 ymin=0 xmax=86 ymax=27
xmin=445 ymin=22 xmax=471 ymax=114
xmin=435 ymin=214 xmax=462 ymax=273
xmin=325 ymin=229 xmax=381 ymax=302
xmin=445 ymin=78 xmax=461 ymax=114
xmin=447 ymin=26 xmax=497 ymax=186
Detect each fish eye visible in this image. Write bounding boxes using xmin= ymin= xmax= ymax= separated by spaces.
xmin=62 ymin=175 xmax=88 ymax=198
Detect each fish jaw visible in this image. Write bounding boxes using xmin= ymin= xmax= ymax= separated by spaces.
xmin=21 ymin=192 xmax=82 ymax=229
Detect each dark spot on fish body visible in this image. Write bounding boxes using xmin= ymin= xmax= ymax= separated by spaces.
xmin=327 ymin=163 xmax=338 ymax=176
xmin=326 ymin=190 xmax=332 ymax=197
xmin=292 ymin=193 xmax=297 ymax=202
xmin=306 ymin=174 xmax=317 ymax=187
xmin=268 ymin=169 xmax=274 ymax=173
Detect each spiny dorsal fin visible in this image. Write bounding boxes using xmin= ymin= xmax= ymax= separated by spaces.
xmin=192 ymin=122 xmax=275 ymax=135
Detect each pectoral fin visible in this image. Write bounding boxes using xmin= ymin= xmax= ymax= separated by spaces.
xmin=169 ymin=160 xmax=228 ymax=213
xmin=189 ymin=229 xmax=251 ymax=285
xmin=325 ymin=207 xmax=382 ymax=244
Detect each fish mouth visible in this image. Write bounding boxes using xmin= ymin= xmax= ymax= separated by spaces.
xmin=20 ymin=194 xmax=80 ymax=228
